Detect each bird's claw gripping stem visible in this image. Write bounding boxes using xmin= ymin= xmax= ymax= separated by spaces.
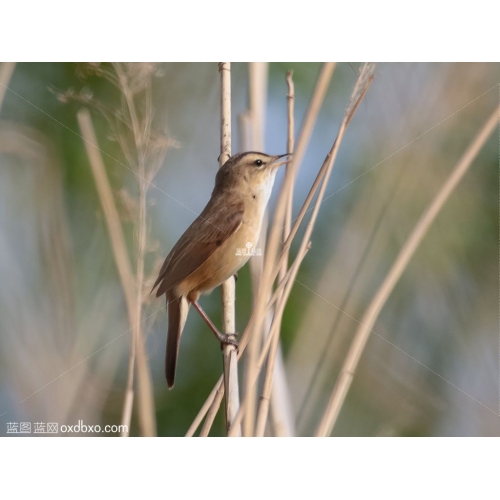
xmin=218 ymin=332 xmax=239 ymax=352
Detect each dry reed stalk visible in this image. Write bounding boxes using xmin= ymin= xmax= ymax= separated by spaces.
xmin=263 ymin=63 xmax=336 ymax=268
xmin=291 ymin=169 xmax=406 ymax=432
xmin=315 ymin=104 xmax=500 ymax=437
xmin=240 ymin=62 xmax=294 ymax=436
xmin=228 ymin=242 xmax=311 ymax=436
xmin=252 ymin=64 xmax=375 ymax=435
xmin=244 ymin=63 xmax=335 ymax=436
xmin=243 ymin=65 xmax=337 ymax=428
xmin=267 ymin=70 xmax=297 ymax=437
xmin=218 ymin=62 xmax=241 ymax=436
xmin=242 ymin=62 xmax=268 ymax=436
xmin=284 ymin=70 xmax=295 ymax=240
xmin=255 ymin=140 xmax=340 ymax=434
xmin=77 ymin=108 xmax=156 ymax=436
xmin=185 ymin=375 xmax=223 ymax=436
xmin=248 ymin=62 xmax=267 ymax=152
xmin=0 ymin=62 xmax=16 ymax=112
xmin=77 ymin=110 xmax=135 ymax=312
xmin=199 ymin=380 xmax=226 ymax=437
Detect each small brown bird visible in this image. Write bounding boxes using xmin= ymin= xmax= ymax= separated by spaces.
xmin=152 ymin=151 xmax=290 ymax=388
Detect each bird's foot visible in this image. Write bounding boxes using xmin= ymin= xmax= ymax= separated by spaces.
xmin=218 ymin=332 xmax=239 ymax=352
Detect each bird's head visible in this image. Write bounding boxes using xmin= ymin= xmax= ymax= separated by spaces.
xmin=215 ymin=151 xmax=291 ymax=197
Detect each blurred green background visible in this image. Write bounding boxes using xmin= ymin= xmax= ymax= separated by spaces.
xmin=0 ymin=62 xmax=498 ymax=436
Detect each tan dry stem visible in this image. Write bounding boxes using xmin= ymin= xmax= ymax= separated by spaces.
xmin=185 ymin=376 xmax=223 ymax=437
xmin=200 ymin=380 xmax=226 ymax=437
xmin=242 ymin=62 xmax=269 ymax=436
xmin=218 ymin=62 xmax=241 ymax=436
xmin=253 ymin=63 xmax=374 ymax=435
xmin=229 ymin=242 xmax=312 ymax=436
xmin=241 ymin=63 xmax=335 ymax=436
xmin=268 ymin=69 xmax=297 ymax=437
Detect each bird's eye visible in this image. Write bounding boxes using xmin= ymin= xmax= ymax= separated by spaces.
xmin=254 ymin=159 xmax=263 ymax=167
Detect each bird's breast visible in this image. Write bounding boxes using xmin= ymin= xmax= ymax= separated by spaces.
xmin=175 ymin=208 xmax=263 ymax=297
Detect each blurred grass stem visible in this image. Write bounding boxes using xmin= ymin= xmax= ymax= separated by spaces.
xmin=315 ymin=104 xmax=500 ymax=437
xmin=0 ymin=62 xmax=16 ymax=113
xmin=77 ymin=108 xmax=156 ymax=436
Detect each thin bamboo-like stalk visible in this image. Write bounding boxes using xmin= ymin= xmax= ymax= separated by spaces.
xmin=0 ymin=62 xmax=16 ymax=113
xmin=218 ymin=62 xmax=241 ymax=436
xmin=315 ymin=105 xmax=500 ymax=437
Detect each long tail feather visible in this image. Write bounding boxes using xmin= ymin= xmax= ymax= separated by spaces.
xmin=166 ymin=294 xmax=189 ymax=388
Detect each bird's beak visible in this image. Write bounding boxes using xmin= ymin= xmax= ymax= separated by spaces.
xmin=270 ymin=153 xmax=293 ymax=169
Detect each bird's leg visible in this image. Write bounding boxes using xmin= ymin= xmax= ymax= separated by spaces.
xmin=192 ymin=301 xmax=239 ymax=350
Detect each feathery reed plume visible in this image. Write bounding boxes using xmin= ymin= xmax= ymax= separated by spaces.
xmin=72 ymin=63 xmax=175 ymax=436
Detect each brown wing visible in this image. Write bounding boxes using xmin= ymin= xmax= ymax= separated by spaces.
xmin=153 ymin=200 xmax=244 ymax=297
